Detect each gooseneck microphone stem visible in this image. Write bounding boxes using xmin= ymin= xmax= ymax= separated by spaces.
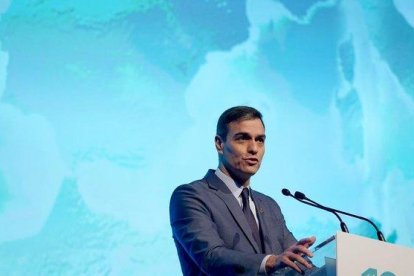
xmin=281 ymin=189 xmax=349 ymax=233
xmin=293 ymin=191 xmax=386 ymax=242
xmin=295 ymin=196 xmax=350 ymax=233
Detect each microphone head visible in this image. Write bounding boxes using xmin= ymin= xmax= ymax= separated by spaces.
xmin=294 ymin=191 xmax=306 ymax=200
xmin=281 ymin=188 xmax=291 ymax=196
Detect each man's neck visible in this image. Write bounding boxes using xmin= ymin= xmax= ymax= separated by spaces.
xmin=217 ymin=164 xmax=250 ymax=187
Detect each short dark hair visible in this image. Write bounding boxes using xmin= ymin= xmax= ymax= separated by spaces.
xmin=216 ymin=106 xmax=264 ymax=140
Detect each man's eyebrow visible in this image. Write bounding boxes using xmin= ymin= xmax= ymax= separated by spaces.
xmin=233 ymin=132 xmax=251 ymax=137
xmin=232 ymin=133 xmax=266 ymax=138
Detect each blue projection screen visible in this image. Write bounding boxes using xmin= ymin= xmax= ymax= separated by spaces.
xmin=0 ymin=0 xmax=413 ymax=274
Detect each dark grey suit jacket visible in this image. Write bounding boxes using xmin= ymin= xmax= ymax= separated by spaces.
xmin=170 ymin=170 xmax=297 ymax=275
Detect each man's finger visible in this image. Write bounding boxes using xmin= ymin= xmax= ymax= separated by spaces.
xmin=284 ymin=251 xmax=312 ymax=271
xmin=293 ymin=254 xmax=313 ymax=269
xmin=297 ymin=236 xmax=316 ymax=247
xmin=283 ymin=258 xmax=303 ymax=274
xmin=292 ymin=244 xmax=313 ymax=257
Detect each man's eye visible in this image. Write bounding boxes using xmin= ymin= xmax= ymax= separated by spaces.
xmin=235 ymin=135 xmax=248 ymax=140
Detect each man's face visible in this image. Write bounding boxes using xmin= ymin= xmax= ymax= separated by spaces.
xmin=216 ymin=118 xmax=266 ymax=183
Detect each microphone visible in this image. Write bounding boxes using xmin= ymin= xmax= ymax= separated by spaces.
xmin=293 ymin=190 xmax=386 ymax=242
xmin=281 ymin=188 xmax=349 ymax=233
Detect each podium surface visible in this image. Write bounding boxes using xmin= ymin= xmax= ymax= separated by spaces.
xmin=271 ymin=232 xmax=414 ymax=275
xmin=336 ymin=232 xmax=413 ymax=276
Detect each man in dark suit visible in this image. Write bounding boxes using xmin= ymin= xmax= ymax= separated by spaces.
xmin=170 ymin=106 xmax=315 ymax=275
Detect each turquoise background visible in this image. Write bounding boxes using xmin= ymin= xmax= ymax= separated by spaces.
xmin=0 ymin=0 xmax=413 ymax=274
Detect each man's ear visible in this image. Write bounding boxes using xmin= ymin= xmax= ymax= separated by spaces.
xmin=215 ymin=135 xmax=224 ymax=154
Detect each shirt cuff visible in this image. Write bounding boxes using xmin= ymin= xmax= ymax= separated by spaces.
xmin=259 ymin=255 xmax=272 ymax=275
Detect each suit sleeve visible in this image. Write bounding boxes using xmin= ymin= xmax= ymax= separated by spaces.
xmin=169 ymin=184 xmax=266 ymax=275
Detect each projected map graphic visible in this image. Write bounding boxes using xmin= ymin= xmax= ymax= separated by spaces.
xmin=0 ymin=0 xmax=413 ymax=274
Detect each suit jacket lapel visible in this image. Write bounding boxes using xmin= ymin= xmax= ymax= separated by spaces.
xmin=204 ymin=170 xmax=261 ymax=253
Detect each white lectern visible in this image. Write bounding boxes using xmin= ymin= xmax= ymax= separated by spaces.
xmin=272 ymin=232 xmax=414 ymax=276
xmin=335 ymin=232 xmax=413 ymax=275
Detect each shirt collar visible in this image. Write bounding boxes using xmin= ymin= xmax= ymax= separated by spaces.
xmin=215 ymin=168 xmax=250 ymax=199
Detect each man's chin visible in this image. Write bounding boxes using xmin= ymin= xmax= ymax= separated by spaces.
xmin=224 ymin=166 xmax=260 ymax=183
xmin=245 ymin=165 xmax=260 ymax=174
xmin=240 ymin=168 xmax=259 ymax=178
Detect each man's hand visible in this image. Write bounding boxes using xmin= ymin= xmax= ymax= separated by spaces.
xmin=265 ymin=236 xmax=316 ymax=274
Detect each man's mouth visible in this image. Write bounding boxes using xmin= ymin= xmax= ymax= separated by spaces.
xmin=244 ymin=158 xmax=259 ymax=165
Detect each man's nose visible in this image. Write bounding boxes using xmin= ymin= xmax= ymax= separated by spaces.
xmin=247 ymin=141 xmax=259 ymax=154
